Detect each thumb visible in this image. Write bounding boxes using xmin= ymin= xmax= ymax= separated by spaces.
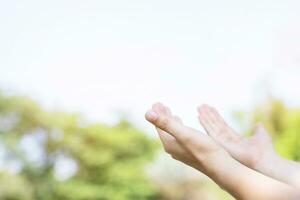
xmin=253 ymin=123 xmax=271 ymax=140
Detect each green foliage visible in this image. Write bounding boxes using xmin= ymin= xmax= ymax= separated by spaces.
xmin=2 ymin=91 xmax=300 ymax=200
xmin=0 ymin=93 xmax=161 ymax=200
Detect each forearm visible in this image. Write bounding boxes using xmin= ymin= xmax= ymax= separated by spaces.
xmin=255 ymin=151 xmax=300 ymax=188
xmin=204 ymin=153 xmax=300 ymax=200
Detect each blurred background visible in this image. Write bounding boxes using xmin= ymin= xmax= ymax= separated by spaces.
xmin=1 ymin=0 xmax=300 ymax=199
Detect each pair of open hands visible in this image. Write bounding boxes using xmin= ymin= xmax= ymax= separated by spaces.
xmin=145 ymin=103 xmax=274 ymax=176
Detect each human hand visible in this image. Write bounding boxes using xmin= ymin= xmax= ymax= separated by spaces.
xmin=197 ymin=104 xmax=275 ymax=169
xmin=145 ymin=103 xmax=228 ymax=173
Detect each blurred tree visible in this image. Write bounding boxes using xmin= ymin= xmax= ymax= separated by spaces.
xmin=0 ymin=92 xmax=161 ymax=200
xmin=3 ymin=91 xmax=300 ymax=200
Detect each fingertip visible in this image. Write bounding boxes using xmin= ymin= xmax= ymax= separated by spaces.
xmin=197 ymin=104 xmax=205 ymax=113
xmin=152 ymin=102 xmax=168 ymax=114
xmin=152 ymin=102 xmax=164 ymax=109
xmin=198 ymin=105 xmax=210 ymax=118
xmin=145 ymin=110 xmax=158 ymax=123
xmin=199 ymin=103 xmax=211 ymax=111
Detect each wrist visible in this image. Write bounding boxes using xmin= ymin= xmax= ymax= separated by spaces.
xmin=201 ymin=149 xmax=234 ymax=178
xmin=203 ymin=151 xmax=248 ymax=197
xmin=253 ymin=149 xmax=279 ymax=171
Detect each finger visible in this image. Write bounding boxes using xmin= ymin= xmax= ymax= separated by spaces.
xmin=198 ymin=104 xmax=220 ymax=134
xmin=146 ymin=103 xmax=209 ymax=152
xmin=156 ymin=127 xmax=188 ymax=155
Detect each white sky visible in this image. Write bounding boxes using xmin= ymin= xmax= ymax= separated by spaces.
xmin=1 ymin=0 xmax=300 ymax=133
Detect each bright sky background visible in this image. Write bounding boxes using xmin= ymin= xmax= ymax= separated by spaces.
xmin=1 ymin=0 xmax=300 ymax=133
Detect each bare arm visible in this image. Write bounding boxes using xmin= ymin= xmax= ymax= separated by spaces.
xmin=198 ymin=104 xmax=300 ymax=189
xmin=255 ymin=151 xmax=300 ymax=188
xmin=205 ymin=152 xmax=300 ymax=200
xmin=145 ymin=103 xmax=300 ymax=200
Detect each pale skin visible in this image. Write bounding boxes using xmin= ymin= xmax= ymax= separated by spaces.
xmin=198 ymin=104 xmax=300 ymax=189
xmin=145 ymin=103 xmax=300 ymax=200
